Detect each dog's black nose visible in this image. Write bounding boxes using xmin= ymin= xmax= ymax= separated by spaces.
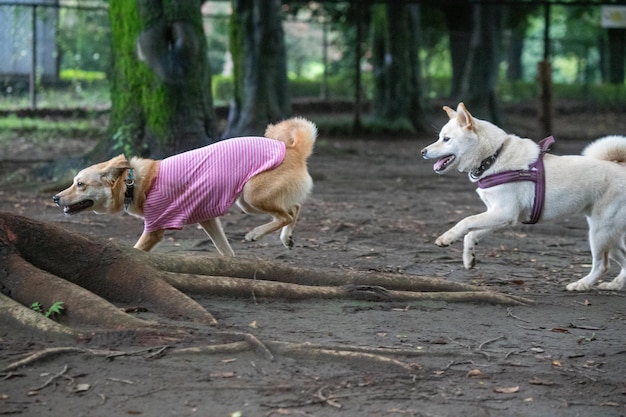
xmin=420 ymin=148 xmax=427 ymax=156
xmin=52 ymin=195 xmax=60 ymax=204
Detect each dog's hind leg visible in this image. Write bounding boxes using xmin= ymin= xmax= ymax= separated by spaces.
xmin=244 ymin=212 xmax=293 ymax=245
xmin=279 ymin=204 xmax=301 ymax=249
xmin=566 ymin=221 xmax=611 ymax=291
xmin=135 ymin=230 xmax=165 ymax=251
xmin=236 ymin=194 xmax=298 ymax=248
xmin=199 ymin=218 xmax=235 ymax=257
xmin=597 ymin=241 xmax=626 ymax=291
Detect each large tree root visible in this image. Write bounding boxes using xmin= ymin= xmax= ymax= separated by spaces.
xmin=0 ymin=212 xmax=532 ymax=336
xmin=2 ymin=335 xmax=494 ymax=375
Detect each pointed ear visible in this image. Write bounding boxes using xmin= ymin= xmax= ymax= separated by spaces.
xmin=109 ymin=154 xmax=132 ymax=169
xmin=456 ymin=102 xmax=474 ymax=131
xmin=443 ymin=106 xmax=456 ymax=120
xmin=101 ymin=155 xmax=131 ymax=183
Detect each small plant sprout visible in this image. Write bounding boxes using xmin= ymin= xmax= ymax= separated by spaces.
xmin=30 ymin=301 xmax=65 ymax=318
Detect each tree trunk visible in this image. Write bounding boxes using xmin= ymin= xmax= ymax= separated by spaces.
xmin=370 ymin=1 xmax=424 ymax=131
xmin=440 ymin=2 xmax=474 ymax=99
xmin=607 ymin=28 xmax=626 ymax=84
xmin=224 ymin=0 xmax=290 ymax=138
xmin=463 ymin=4 xmax=505 ymax=123
xmin=105 ymin=0 xmax=217 ymax=160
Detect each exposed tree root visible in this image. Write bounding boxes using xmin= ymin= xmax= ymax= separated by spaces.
xmin=2 ymin=338 xmax=420 ymax=374
xmin=0 ymin=212 xmax=532 ymax=339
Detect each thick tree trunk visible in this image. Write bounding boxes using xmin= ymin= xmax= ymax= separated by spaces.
xmin=440 ymin=2 xmax=474 ymax=99
xmin=224 ymin=0 xmax=290 ymax=138
xmin=370 ymin=2 xmax=424 ymax=131
xmin=105 ymin=0 xmax=217 ymax=160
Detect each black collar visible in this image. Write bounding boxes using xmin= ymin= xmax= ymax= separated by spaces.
xmin=470 ymin=145 xmax=503 ymax=180
xmin=124 ymin=168 xmax=135 ymax=210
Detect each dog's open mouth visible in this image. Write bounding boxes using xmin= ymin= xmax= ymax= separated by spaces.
xmin=433 ymin=154 xmax=456 ymax=173
xmin=61 ymin=200 xmax=94 ymax=215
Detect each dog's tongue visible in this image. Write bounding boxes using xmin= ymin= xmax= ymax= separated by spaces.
xmin=434 ymin=155 xmax=452 ymax=171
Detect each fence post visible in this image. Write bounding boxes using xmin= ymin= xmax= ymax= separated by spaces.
xmin=30 ymin=4 xmax=38 ymax=110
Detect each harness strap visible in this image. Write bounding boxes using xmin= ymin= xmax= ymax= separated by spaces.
xmin=477 ymin=136 xmax=554 ymax=224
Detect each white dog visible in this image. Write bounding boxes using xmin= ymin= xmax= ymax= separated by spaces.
xmin=421 ymin=102 xmax=626 ymax=291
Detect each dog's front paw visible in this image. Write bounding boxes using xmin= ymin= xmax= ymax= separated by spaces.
xmin=566 ymin=280 xmax=593 ymax=292
xmin=435 ymin=233 xmax=455 ymax=247
xmin=244 ymin=232 xmax=258 ymax=242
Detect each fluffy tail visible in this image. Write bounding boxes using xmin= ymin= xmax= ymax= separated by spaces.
xmin=265 ymin=117 xmax=317 ymax=158
xmin=582 ymin=135 xmax=626 ymax=165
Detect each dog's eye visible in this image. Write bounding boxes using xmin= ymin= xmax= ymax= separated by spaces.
xmin=443 ymin=136 xmax=451 ymax=143
xmin=76 ymin=181 xmax=85 ymax=188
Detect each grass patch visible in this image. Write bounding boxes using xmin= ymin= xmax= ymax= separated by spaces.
xmin=0 ymin=114 xmax=106 ymax=143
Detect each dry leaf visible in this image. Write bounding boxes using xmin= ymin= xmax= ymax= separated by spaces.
xmin=249 ymin=320 xmax=257 ymax=328
xmin=551 ymin=327 xmax=570 ymax=333
xmin=494 ymin=386 xmax=520 ymax=394
xmin=70 ymin=383 xmax=91 ymax=393
xmin=529 ymin=377 xmax=554 ymax=386
xmin=210 ymin=371 xmax=236 ymax=378
xmin=552 ymin=360 xmax=562 ymax=367
xmin=466 ymin=369 xmax=483 ymax=378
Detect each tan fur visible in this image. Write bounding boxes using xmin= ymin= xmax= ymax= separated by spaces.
xmin=53 ymin=117 xmax=317 ymax=257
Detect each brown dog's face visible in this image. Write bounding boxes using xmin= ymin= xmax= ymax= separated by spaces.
xmin=53 ymin=155 xmax=130 ymax=215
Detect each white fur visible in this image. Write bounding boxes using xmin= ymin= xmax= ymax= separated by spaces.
xmin=421 ymin=103 xmax=626 ymax=291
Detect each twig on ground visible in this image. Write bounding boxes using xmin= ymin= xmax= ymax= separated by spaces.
xmin=507 ymin=307 xmax=530 ymax=322
xmin=478 ymin=335 xmax=506 ymax=351
xmin=30 ymin=364 xmax=70 ymax=391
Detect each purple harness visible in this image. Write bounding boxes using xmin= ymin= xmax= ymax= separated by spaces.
xmin=477 ymin=136 xmax=555 ymax=225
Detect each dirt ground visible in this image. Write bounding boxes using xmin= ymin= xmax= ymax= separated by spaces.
xmin=1 ymin=107 xmax=626 ymax=417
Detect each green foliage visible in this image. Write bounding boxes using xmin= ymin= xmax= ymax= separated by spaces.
xmin=57 ymin=6 xmax=111 ymax=74
xmin=498 ymin=80 xmax=626 ymax=107
xmin=212 ymin=75 xmax=234 ymax=106
xmin=60 ymin=69 xmax=107 ymax=81
xmin=0 ymin=83 xmax=110 ymax=111
xmin=212 ymin=73 xmax=374 ymax=104
xmin=112 ymin=124 xmax=144 ymax=156
xmin=30 ymin=301 xmax=65 ymax=319
xmin=0 ymin=115 xmax=105 ymax=143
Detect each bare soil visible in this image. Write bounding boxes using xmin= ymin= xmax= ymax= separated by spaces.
xmin=1 ymin=108 xmax=625 ymax=417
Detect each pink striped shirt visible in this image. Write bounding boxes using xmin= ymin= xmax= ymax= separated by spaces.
xmin=143 ymin=137 xmax=286 ymax=232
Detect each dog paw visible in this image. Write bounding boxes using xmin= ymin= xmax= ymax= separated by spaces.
xmin=281 ymin=235 xmax=294 ymax=250
xmin=566 ymin=281 xmax=592 ymax=292
xmin=463 ymin=252 xmax=476 ymax=269
xmin=244 ymin=232 xmax=257 ymax=242
xmin=597 ymin=281 xmax=624 ymax=291
xmin=435 ymin=235 xmax=453 ymax=247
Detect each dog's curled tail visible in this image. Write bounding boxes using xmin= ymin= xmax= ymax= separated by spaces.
xmin=265 ymin=117 xmax=317 ymax=158
xmin=582 ymin=135 xmax=626 ymax=165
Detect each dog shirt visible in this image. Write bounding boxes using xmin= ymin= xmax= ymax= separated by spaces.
xmin=142 ymin=137 xmax=286 ymax=232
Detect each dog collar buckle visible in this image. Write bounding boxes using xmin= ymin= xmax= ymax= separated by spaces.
xmin=124 ymin=168 xmax=135 ymax=210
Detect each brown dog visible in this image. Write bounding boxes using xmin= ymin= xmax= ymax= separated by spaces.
xmin=53 ymin=117 xmax=317 ymax=256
